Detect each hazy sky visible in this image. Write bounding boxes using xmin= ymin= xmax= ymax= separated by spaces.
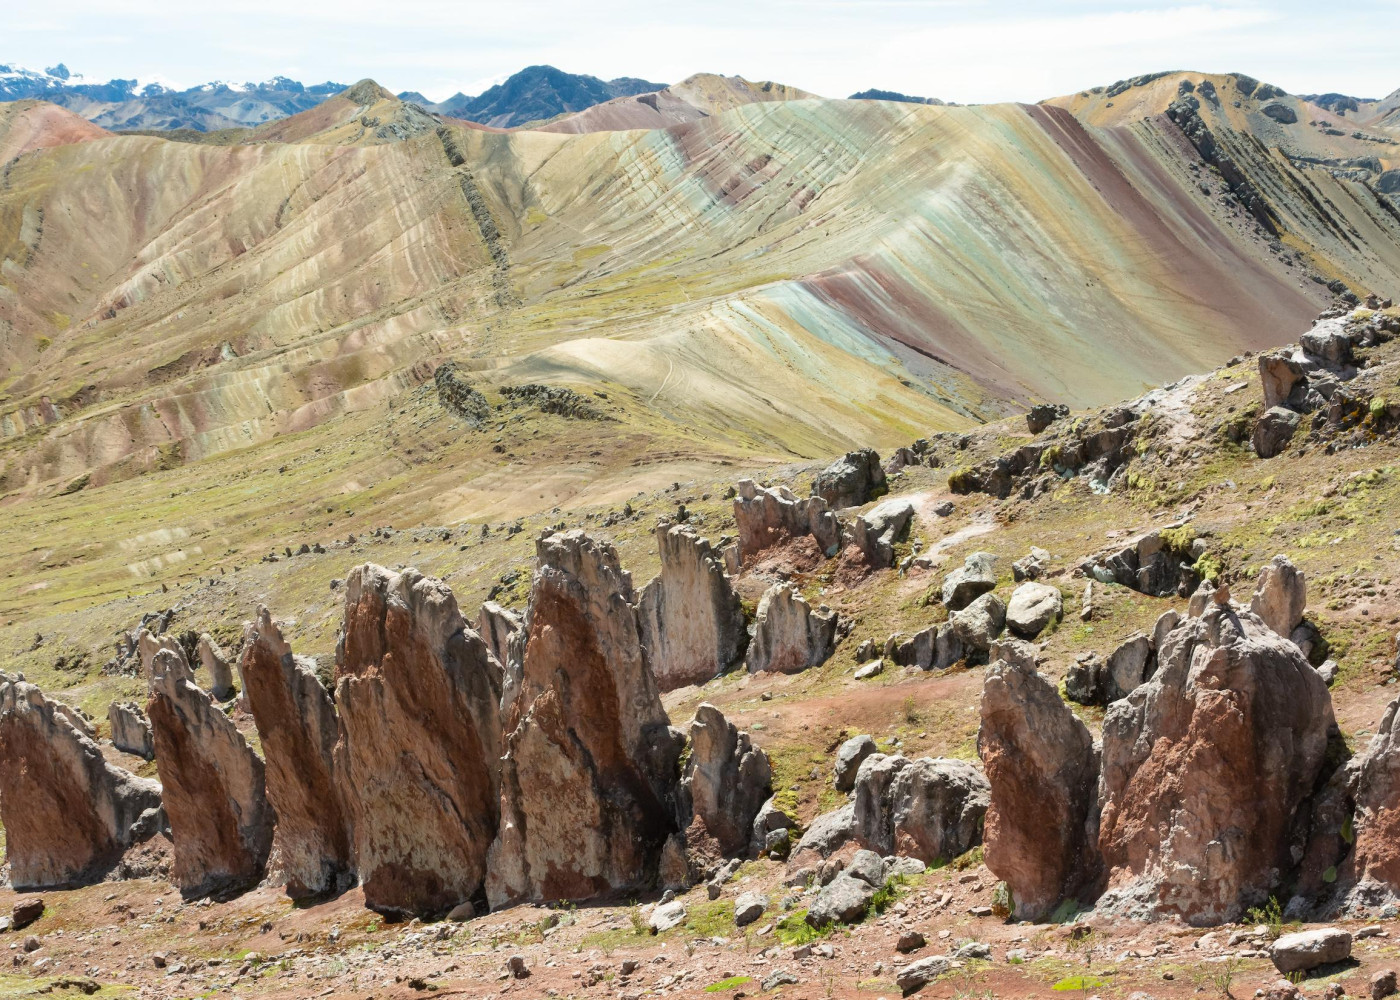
xmin=5 ymin=0 xmax=1398 ymax=104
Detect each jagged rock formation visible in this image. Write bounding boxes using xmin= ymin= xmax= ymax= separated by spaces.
xmin=834 ymin=734 xmax=878 ymax=792
xmin=811 ymin=448 xmax=886 ymax=508
xmin=682 ymin=704 xmax=772 ymax=857
xmin=1252 ymin=555 xmax=1307 ymax=638
xmin=137 ymin=629 xmax=187 ymax=682
xmin=746 ymin=583 xmax=838 ymax=675
xmin=240 ymin=608 xmax=353 ymax=900
xmin=733 ymin=480 xmax=841 ymax=563
xmin=477 ymin=601 xmax=521 ymax=671
xmin=434 ymin=362 xmax=491 ymax=428
xmin=638 ymin=524 xmax=746 ymax=691
xmin=979 ymin=650 xmax=1101 ymax=921
xmin=487 ymin=531 xmax=684 ymax=907
xmin=1096 ymin=604 xmax=1335 ymax=924
xmin=147 ymin=649 xmax=273 ymax=899
xmin=846 ymin=498 xmax=914 ymax=569
xmin=1066 ymin=630 xmax=1158 ymax=706
xmin=0 ymin=677 xmax=163 ymax=889
xmin=196 ymin=634 xmax=236 ymax=701
xmin=888 ymin=623 xmax=963 ymax=672
xmin=1081 ymin=528 xmax=1201 ymax=597
xmin=107 ymin=701 xmax=153 ymax=760
xmin=851 ymin=754 xmax=988 ymax=863
xmin=335 ymin=564 xmax=502 ymax=918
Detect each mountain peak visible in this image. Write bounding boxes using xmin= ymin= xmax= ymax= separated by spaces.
xmin=340 ymin=79 xmax=396 ymax=105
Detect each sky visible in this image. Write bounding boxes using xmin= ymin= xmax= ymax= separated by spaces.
xmin=4 ymin=0 xmax=1398 ymax=105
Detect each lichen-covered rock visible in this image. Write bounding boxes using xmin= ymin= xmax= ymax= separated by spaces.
xmin=196 ymin=633 xmax=235 ymax=701
xmin=487 ymin=531 xmax=684 ymax=907
xmin=638 ymin=524 xmax=746 ymax=691
xmin=148 ymin=649 xmax=273 ymax=899
xmin=1251 ymin=555 xmax=1307 ymax=639
xmin=733 ymin=479 xmax=841 ymax=562
xmin=979 ymin=652 xmax=1101 ymax=921
xmin=811 ymin=448 xmax=886 ymax=509
xmin=107 ymin=701 xmax=154 ymax=760
xmin=682 ymin=704 xmax=771 ymax=857
xmin=746 ymin=583 xmax=838 ymax=675
xmin=240 ymin=608 xmax=353 ymax=900
xmin=0 ymin=677 xmax=163 ymax=889
xmin=335 ymin=564 xmax=502 ymax=918
xmin=1096 ymin=604 xmax=1335 ymax=924
xmin=941 ymin=552 xmax=997 ymax=611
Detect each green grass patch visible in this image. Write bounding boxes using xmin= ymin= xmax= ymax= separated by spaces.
xmin=774 ymin=910 xmax=831 ymax=947
xmin=1053 ymin=975 xmax=1109 ymax=991
xmin=705 ymin=976 xmax=754 ymax=992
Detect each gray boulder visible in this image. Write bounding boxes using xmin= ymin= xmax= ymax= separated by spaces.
xmin=1251 ymin=555 xmax=1306 ymax=638
xmin=751 ymin=797 xmax=798 ymax=857
xmin=845 ymin=849 xmax=887 ymax=886
xmin=806 ymin=871 xmax=875 ymax=926
xmin=734 ymin=891 xmax=767 ymax=926
xmin=1026 ymin=403 xmax=1069 ymax=435
xmin=848 ymin=498 xmax=914 ymax=569
xmin=793 ymin=803 xmax=857 ymax=858
xmin=1271 ymin=928 xmax=1351 ymax=973
xmin=886 ymin=757 xmax=989 ymax=864
xmin=896 ymin=956 xmax=952 ymax=994
xmin=942 ymin=553 xmax=997 ymax=611
xmin=1012 ymin=547 xmax=1051 ymax=582
xmin=834 ymin=734 xmax=878 ymax=792
xmin=950 ymin=592 xmax=1006 ymax=653
xmin=812 ymin=448 xmax=886 ymax=509
xmin=1261 ymin=102 xmax=1298 ymax=124
xmin=1006 ymin=582 xmax=1062 ymax=638
xmin=1254 ymin=406 xmax=1301 ymax=459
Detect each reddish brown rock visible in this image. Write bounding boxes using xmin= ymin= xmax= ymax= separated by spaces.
xmin=335 ymin=563 xmax=502 ymax=919
xmin=746 ymin=583 xmax=838 ymax=675
xmin=979 ymin=651 xmax=1101 ymax=921
xmin=0 ymin=676 xmax=164 ymax=889
xmin=147 ymin=650 xmax=273 ymax=898
xmin=240 ymin=607 xmax=353 ymax=900
xmin=638 ymin=524 xmax=746 ymax=692
xmin=487 ymin=530 xmax=684 ymax=908
xmin=733 ymin=479 xmax=841 ymax=563
xmin=1097 ymin=604 xmax=1334 ymax=924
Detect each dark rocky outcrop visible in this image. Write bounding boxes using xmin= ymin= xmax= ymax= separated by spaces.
xmin=811 ymin=448 xmax=886 ymax=508
xmin=0 ymin=677 xmax=163 ymax=889
xmin=240 ymin=608 xmax=353 ymax=900
xmin=487 ymin=531 xmax=684 ymax=907
xmin=335 ymin=564 xmax=502 ymax=919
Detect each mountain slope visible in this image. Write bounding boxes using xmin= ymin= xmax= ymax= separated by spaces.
xmin=537 ymin=73 xmax=815 ymax=133
xmin=424 ymin=66 xmax=666 ymax=127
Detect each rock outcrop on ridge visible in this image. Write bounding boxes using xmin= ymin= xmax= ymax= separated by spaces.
xmin=487 ymin=530 xmax=685 ymax=908
xmin=638 ymin=524 xmax=746 ymax=691
xmin=240 ymin=607 xmax=354 ymax=900
xmin=335 ymin=564 xmax=503 ymax=919
xmin=0 ymin=675 xmax=164 ymax=889
xmin=147 ymin=649 xmax=273 ymax=899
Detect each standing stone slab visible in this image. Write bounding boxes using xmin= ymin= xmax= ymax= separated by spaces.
xmin=335 ymin=564 xmax=502 ymax=919
xmin=240 ymin=607 xmax=353 ymax=900
xmin=0 ymin=677 xmax=163 ymax=889
xmin=746 ymin=583 xmax=837 ymax=675
xmin=107 ymin=701 xmax=154 ymax=760
xmin=638 ymin=524 xmax=746 ymax=691
xmin=487 ymin=530 xmax=684 ymax=908
xmin=148 ymin=649 xmax=272 ymax=899
xmin=683 ymin=703 xmax=771 ymax=857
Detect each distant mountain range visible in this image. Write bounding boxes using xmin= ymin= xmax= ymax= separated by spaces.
xmin=400 ymin=65 xmax=666 ymax=128
xmin=848 ymin=88 xmax=945 ymax=105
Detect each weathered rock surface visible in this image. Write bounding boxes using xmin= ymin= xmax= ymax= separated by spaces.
xmin=487 ymin=531 xmax=684 ymax=907
xmin=638 ymin=524 xmax=746 ymax=691
xmin=746 ymin=583 xmax=838 ymax=675
xmin=1082 ymin=529 xmax=1197 ymax=598
xmin=0 ymin=677 xmax=163 ymax=889
xmin=682 ymin=704 xmax=771 ymax=857
xmin=846 ymin=498 xmax=914 ymax=569
xmin=1097 ymin=605 xmax=1335 ymax=924
xmin=1006 ymin=582 xmax=1061 ymax=638
xmin=240 ymin=608 xmax=353 ymax=900
xmin=949 ymin=592 xmax=1006 ymax=654
xmin=335 ymin=563 xmax=502 ymax=918
xmin=1012 ymin=546 xmax=1051 ymax=582
xmin=941 ymin=552 xmax=997 ymax=610
xmin=1254 ymin=406 xmax=1301 ymax=458
xmin=196 ymin=634 xmax=235 ymax=700
xmin=477 ymin=601 xmax=521 ymax=672
xmin=834 ymin=734 xmax=878 ymax=792
xmin=793 ymin=803 xmax=857 ymax=860
xmin=1271 ymin=928 xmax=1352 ymax=973
xmin=812 ymin=448 xmax=886 ymax=508
xmin=148 ymin=649 xmax=273 ymax=899
xmin=979 ymin=652 xmax=1101 ymax=921
xmin=1026 ymin=403 xmax=1069 ymax=434
xmin=733 ymin=479 xmax=841 ymax=562
xmin=896 ymin=955 xmax=953 ymax=994
xmin=889 ymin=623 xmax=963 ymax=671
xmin=1251 ymin=555 xmax=1307 ymax=638
xmin=853 ymin=753 xmax=988 ymax=863
xmin=806 ymin=871 xmax=875 ymax=926
xmin=107 ymin=701 xmax=154 ymax=760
